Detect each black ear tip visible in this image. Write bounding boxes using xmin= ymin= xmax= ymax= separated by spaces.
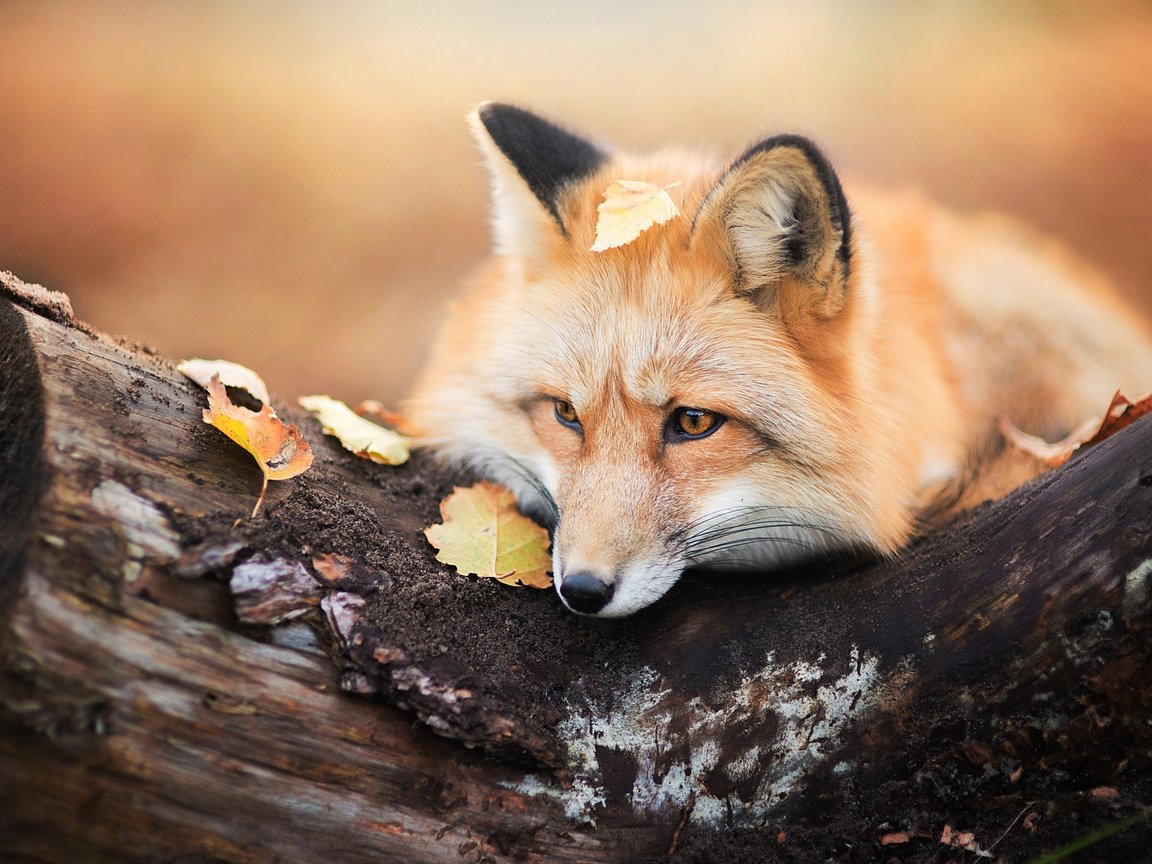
xmin=471 ymin=102 xmax=607 ymax=234
xmin=734 ymin=134 xmax=836 ymax=183
xmin=474 ymin=101 xmax=519 ymax=133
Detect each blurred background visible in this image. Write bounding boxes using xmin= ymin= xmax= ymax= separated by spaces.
xmin=1 ymin=1 xmax=1150 ymax=405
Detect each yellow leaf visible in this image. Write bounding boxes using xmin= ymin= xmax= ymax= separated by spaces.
xmin=297 ymin=394 xmax=410 ymax=465
xmin=424 ymin=481 xmax=552 ymax=589
xmin=590 ymin=179 xmax=681 ymax=252
xmin=178 ymin=357 xmax=271 ymax=405
xmin=203 ymin=374 xmax=313 ymax=516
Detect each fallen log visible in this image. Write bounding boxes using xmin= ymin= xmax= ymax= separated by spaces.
xmin=1 ymin=271 xmax=1149 ymax=864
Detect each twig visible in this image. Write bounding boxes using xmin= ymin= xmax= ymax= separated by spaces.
xmin=988 ymin=801 xmax=1038 ymax=852
xmin=667 ymin=791 xmax=697 ymax=858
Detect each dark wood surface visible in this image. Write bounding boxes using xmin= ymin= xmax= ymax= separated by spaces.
xmin=2 ymin=271 xmax=1149 ymax=864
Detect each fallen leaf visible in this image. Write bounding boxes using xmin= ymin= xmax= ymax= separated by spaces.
xmin=311 ymin=552 xmax=358 ymax=583
xmin=999 ymin=389 xmax=1152 ymax=468
xmin=298 ymin=394 xmax=410 ymax=465
xmin=179 ymin=358 xmax=271 ymax=405
xmin=355 ymin=399 xmax=417 ymax=435
xmin=424 ymin=481 xmax=552 ymax=588
xmin=311 ymin=552 xmax=392 ymax=591
xmin=939 ymin=824 xmax=992 ymax=858
xmin=203 ymin=374 xmax=313 ymax=516
xmin=590 ymin=179 xmax=680 ymax=252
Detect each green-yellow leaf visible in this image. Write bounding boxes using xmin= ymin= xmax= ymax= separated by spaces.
xmin=590 ymin=179 xmax=681 ymax=252
xmin=424 ymin=481 xmax=552 ymax=589
xmin=298 ymin=394 xmax=410 ymax=465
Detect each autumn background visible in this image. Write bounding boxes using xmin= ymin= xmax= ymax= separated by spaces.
xmin=2 ymin=1 xmax=1150 ymax=406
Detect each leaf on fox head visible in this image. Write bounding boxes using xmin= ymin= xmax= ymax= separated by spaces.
xmin=178 ymin=357 xmax=271 ymax=405
xmin=998 ymin=389 xmax=1152 ymax=468
xmin=202 ymin=374 xmax=313 ymax=516
xmin=297 ymin=394 xmax=410 ymax=465
xmin=424 ymin=481 xmax=551 ymax=589
xmin=590 ymin=179 xmax=681 ymax=252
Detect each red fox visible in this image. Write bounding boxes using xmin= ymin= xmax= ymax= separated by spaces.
xmin=405 ymin=103 xmax=1152 ymax=617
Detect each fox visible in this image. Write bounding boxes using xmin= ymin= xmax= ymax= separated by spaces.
xmin=404 ymin=102 xmax=1152 ymax=618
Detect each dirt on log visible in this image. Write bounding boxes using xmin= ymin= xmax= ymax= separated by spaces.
xmin=1 ymin=270 xmax=1150 ymax=864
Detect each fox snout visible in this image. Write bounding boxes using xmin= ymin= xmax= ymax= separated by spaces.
xmin=556 ymin=569 xmax=615 ymax=615
xmin=553 ymin=556 xmax=684 ymax=618
xmin=550 ymin=485 xmax=688 ymax=617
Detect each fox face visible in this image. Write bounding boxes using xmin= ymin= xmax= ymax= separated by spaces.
xmin=407 ymin=104 xmax=948 ymax=617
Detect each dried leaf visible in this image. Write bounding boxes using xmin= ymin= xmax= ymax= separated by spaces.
xmin=311 ymin=552 xmax=358 ymax=583
xmin=1089 ymin=389 xmax=1152 ymax=444
xmin=298 ymin=394 xmax=410 ymax=465
xmin=939 ymin=825 xmax=992 ymax=858
xmin=424 ymin=481 xmax=552 ymax=589
xmin=999 ymin=390 xmax=1152 ymax=468
xmin=355 ymin=399 xmax=416 ymax=435
xmin=590 ymin=179 xmax=680 ymax=252
xmin=203 ymin=374 xmax=313 ymax=516
xmin=179 ymin=357 xmax=271 ymax=405
xmin=311 ymin=552 xmax=392 ymax=591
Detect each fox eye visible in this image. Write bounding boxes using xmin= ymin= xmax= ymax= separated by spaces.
xmin=553 ymin=398 xmax=581 ymax=429
xmin=669 ymin=407 xmax=724 ymax=441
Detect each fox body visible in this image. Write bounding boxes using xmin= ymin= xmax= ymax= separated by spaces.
xmin=405 ymin=104 xmax=1152 ymax=617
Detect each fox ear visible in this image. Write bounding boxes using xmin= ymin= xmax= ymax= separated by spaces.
xmin=694 ymin=135 xmax=852 ymax=319
xmin=471 ymin=103 xmax=607 ymax=259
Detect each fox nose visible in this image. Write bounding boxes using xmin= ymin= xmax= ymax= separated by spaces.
xmin=559 ymin=571 xmax=615 ymax=615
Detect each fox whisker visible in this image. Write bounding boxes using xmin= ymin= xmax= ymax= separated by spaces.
xmin=684 ymin=534 xmax=817 ymax=559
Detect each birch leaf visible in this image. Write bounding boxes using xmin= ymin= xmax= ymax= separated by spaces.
xmin=590 ymin=179 xmax=680 ymax=252
xmin=298 ymin=394 xmax=410 ymax=465
xmin=424 ymin=481 xmax=552 ymax=589
xmin=203 ymin=374 xmax=313 ymax=516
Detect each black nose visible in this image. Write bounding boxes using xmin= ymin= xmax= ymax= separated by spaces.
xmin=559 ymin=571 xmax=615 ymax=614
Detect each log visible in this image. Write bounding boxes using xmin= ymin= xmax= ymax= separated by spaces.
xmin=1 ymin=270 xmax=1149 ymax=864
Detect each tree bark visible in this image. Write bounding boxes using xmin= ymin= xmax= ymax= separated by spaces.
xmin=1 ymin=271 xmax=1149 ymax=864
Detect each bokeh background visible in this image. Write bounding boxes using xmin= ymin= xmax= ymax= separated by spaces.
xmin=2 ymin=1 xmax=1150 ymax=405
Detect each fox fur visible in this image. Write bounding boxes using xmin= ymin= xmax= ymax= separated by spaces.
xmin=404 ymin=103 xmax=1152 ymax=618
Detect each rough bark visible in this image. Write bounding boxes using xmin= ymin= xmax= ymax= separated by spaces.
xmin=1 ymin=271 xmax=1149 ymax=864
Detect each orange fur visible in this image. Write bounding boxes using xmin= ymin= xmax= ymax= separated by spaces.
xmin=405 ymin=105 xmax=1152 ymax=617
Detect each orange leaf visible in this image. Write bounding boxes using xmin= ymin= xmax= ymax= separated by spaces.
xmin=355 ymin=399 xmax=417 ymax=435
xmin=999 ymin=389 xmax=1152 ymax=468
xmin=203 ymin=374 xmax=313 ymax=516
